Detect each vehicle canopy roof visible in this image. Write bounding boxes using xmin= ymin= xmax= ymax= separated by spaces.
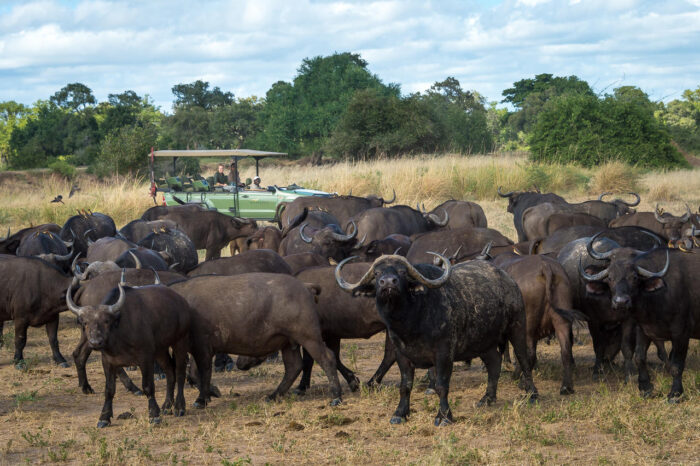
xmin=152 ymin=149 xmax=287 ymax=158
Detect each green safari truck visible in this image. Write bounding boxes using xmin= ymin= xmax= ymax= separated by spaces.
xmin=148 ymin=149 xmax=332 ymax=222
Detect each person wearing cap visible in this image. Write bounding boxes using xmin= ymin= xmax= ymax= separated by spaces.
xmin=250 ymin=175 xmax=265 ymax=190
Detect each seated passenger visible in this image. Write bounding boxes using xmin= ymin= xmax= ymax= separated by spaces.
xmin=249 ymin=175 xmax=265 ymax=190
xmin=213 ymin=164 xmax=229 ymax=186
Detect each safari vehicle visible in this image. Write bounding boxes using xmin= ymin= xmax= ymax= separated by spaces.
xmin=148 ymin=149 xmax=332 ymax=221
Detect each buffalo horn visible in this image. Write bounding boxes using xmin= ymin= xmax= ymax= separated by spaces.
xmin=120 ymin=268 xmax=127 ymax=286
xmin=393 ymin=247 xmax=402 ymax=255
xmin=299 ymin=223 xmax=313 ymax=243
xmin=71 ymin=254 xmax=84 ymax=279
xmin=66 ymin=278 xmax=85 ymax=316
xmin=383 ymin=188 xmax=396 ymax=204
xmin=623 ymin=192 xmax=641 ymax=206
xmin=427 ymin=208 xmax=449 ymax=227
xmin=62 ymin=239 xmax=74 ymax=248
xmin=680 ymin=204 xmax=691 ymax=222
xmin=169 ymin=262 xmax=180 ymax=270
xmin=497 ymin=187 xmax=514 ymax=198
xmin=129 ymin=251 xmax=142 ymax=269
xmin=352 ymin=233 xmax=367 ymax=250
xmin=331 ymin=220 xmax=358 ymax=242
xmin=586 ymin=232 xmax=616 ymax=260
xmin=635 ymin=249 xmax=670 ymax=278
xmin=598 ymin=191 xmax=612 ymax=201
xmin=106 ymin=284 xmax=126 ymax=315
xmin=151 ymin=268 xmax=161 ymax=285
xmin=579 ymin=257 xmax=609 ymax=282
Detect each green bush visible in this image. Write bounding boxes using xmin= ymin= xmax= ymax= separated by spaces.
xmin=47 ymin=157 xmax=76 ymax=178
xmin=528 ymin=88 xmax=688 ymax=169
xmin=92 ymin=123 xmax=157 ymax=177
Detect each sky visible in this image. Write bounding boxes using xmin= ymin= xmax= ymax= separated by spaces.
xmin=1 ymin=0 xmax=699 ymax=112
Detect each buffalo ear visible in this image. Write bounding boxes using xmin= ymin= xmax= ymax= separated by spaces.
xmin=352 ymin=285 xmax=375 ymax=298
xmin=585 ymin=281 xmax=608 ymax=295
xmin=643 ymin=278 xmax=665 ymax=293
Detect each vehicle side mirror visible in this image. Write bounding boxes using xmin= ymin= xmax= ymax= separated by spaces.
xmin=267 ymin=186 xmax=275 ymax=193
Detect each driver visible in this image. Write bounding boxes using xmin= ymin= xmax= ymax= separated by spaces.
xmin=250 ymin=175 xmax=265 ymax=190
xmin=213 ymin=164 xmax=228 ymax=186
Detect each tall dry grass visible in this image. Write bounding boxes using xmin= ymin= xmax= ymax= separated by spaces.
xmin=1 ymin=154 xmax=698 ymax=237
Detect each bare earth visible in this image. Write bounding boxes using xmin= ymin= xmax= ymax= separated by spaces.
xmin=0 ymin=317 xmax=698 ymax=465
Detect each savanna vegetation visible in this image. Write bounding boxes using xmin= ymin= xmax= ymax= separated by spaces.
xmin=1 ymin=53 xmax=698 ymax=179
xmin=0 ymin=157 xmax=699 ymax=464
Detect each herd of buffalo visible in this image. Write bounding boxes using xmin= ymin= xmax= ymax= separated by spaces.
xmin=0 ymin=187 xmax=699 ymax=427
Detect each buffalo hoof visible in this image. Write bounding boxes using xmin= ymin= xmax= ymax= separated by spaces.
xmin=161 ymin=408 xmax=172 ymax=416
xmin=667 ymin=395 xmax=682 ymax=404
xmin=57 ymin=361 xmax=70 ymax=368
xmin=209 ymin=385 xmax=221 ymax=398
xmin=150 ymin=417 xmax=161 ymax=425
xmin=425 ymin=388 xmax=436 ymax=395
xmin=154 ymin=373 xmax=166 ymax=381
xmin=291 ymin=388 xmax=306 ymax=396
xmin=329 ymin=398 xmax=342 ymax=407
xmin=639 ymin=382 xmax=654 ymax=399
xmin=131 ymin=390 xmax=144 ymax=396
xmin=265 ymin=394 xmax=278 ymax=403
xmin=97 ymin=420 xmax=110 ymax=428
xmin=560 ymin=386 xmax=575 ymax=396
xmin=193 ymin=399 xmax=207 ymax=409
xmin=225 ymin=361 xmax=235 ymax=372
xmin=527 ymin=393 xmax=539 ymax=404
xmin=390 ymin=416 xmax=406 ymax=425
xmin=14 ymin=360 xmax=26 ymax=371
xmin=348 ymin=378 xmax=360 ymax=392
xmin=81 ymin=385 xmax=95 ymax=395
xmin=476 ymin=395 xmax=495 ymax=407
xmin=175 ymin=409 xmax=185 ymax=417
xmin=434 ymin=416 xmax=452 ymax=427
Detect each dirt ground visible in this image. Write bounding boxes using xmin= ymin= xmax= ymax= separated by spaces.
xmin=0 ymin=315 xmax=698 ymax=465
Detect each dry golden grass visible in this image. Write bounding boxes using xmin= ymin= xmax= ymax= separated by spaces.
xmin=0 ymin=154 xmax=699 ymax=464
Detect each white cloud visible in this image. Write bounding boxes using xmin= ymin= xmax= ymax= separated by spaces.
xmin=0 ymin=0 xmax=698 ymax=111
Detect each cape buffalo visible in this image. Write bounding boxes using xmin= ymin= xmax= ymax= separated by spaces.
xmin=498 ymin=187 xmax=567 ymax=242
xmin=0 ymin=223 xmax=61 ymax=254
xmin=0 ymin=256 xmax=73 ymax=368
xmin=406 ymin=227 xmax=512 ymax=264
xmin=86 ymin=237 xmax=135 ymax=263
xmin=427 ymin=200 xmax=487 ymax=229
xmin=187 ymin=249 xmax=292 ymax=276
xmin=137 ymin=227 xmax=198 ymax=273
xmin=278 ymin=190 xmax=396 ymax=227
xmin=351 ymin=205 xmax=448 ymax=244
xmin=278 ymin=221 xmax=359 ymax=260
xmin=579 ymin=242 xmax=700 ymax=402
xmin=119 ymin=219 xmax=178 ymax=243
xmin=67 ymin=283 xmax=192 ymax=426
xmin=283 ymin=252 xmax=329 ymax=274
xmin=609 ymin=204 xmax=695 ymax=249
xmin=170 ymin=274 xmax=343 ymax=407
xmin=336 ymin=254 xmax=538 ymax=426
xmin=245 ymin=226 xmax=283 ymax=252
xmin=60 ymin=211 xmax=117 ymax=257
xmin=16 ymin=231 xmax=73 ymax=269
xmin=492 ymin=254 xmax=587 ymax=394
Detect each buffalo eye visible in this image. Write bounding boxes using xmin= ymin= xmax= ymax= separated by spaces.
xmin=585 ymin=281 xmax=608 ymax=295
xmin=643 ymin=278 xmax=665 ymax=293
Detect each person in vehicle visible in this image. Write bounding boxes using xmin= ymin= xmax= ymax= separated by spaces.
xmin=213 ymin=164 xmax=228 ymax=186
xmin=229 ymin=162 xmax=242 ymax=186
xmin=250 ymin=176 xmax=265 ymax=190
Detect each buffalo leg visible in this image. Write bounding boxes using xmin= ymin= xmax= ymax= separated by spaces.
xmin=173 ymin=341 xmax=188 ymax=417
xmin=192 ymin=350 xmax=213 ymax=409
xmin=432 ymin=353 xmax=454 ymax=426
xmin=367 ymin=332 xmax=396 ymax=387
xmin=73 ymin=332 xmax=95 ymax=394
xmin=0 ymin=320 xmax=3 ymax=347
xmin=554 ymin=319 xmax=575 ymax=395
xmin=139 ymin=360 xmax=161 ymax=423
xmin=214 ymin=353 xmax=234 ymax=372
xmin=98 ymin=359 xmax=117 ymax=428
xmin=294 ymin=348 xmax=314 ymax=394
xmin=267 ymin=345 xmax=303 ymax=401
xmin=477 ymin=347 xmax=501 ymax=406
xmin=390 ymin=351 xmax=414 ymax=424
xmin=620 ymin=320 xmax=637 ymax=383
xmin=12 ymin=319 xmax=29 ymax=369
xmin=509 ymin=324 xmax=539 ymax=402
xmin=156 ymin=351 xmax=176 ymax=415
xmin=45 ymin=316 xmax=68 ymax=367
xmin=327 ymin=338 xmax=360 ymax=391
xmin=635 ymin=329 xmax=654 ymax=397
xmin=299 ymin=339 xmax=342 ymax=405
xmin=653 ymin=339 xmax=669 ymax=370
xmin=667 ymin=336 xmax=689 ymax=402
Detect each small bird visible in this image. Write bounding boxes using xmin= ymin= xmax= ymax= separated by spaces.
xmin=51 ymin=195 xmax=64 ymax=204
xmin=69 ymin=184 xmax=80 ymax=198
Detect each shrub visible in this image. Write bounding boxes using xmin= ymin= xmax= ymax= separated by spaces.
xmin=47 ymin=157 xmax=76 ymax=179
xmin=92 ymin=123 xmax=157 ymax=177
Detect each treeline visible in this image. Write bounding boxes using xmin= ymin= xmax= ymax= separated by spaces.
xmin=0 ymin=52 xmax=697 ymax=176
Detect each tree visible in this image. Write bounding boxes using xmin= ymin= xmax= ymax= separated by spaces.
xmin=657 ymin=86 xmax=700 ymax=155
xmin=93 ymin=122 xmax=158 ymax=177
xmin=50 ymin=83 xmax=96 ymax=112
xmin=257 ymin=52 xmax=399 ymax=155
xmin=0 ymin=101 xmax=30 ymax=166
xmin=171 ymin=80 xmax=234 ymax=109
xmin=529 ymin=88 xmax=687 ymax=168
